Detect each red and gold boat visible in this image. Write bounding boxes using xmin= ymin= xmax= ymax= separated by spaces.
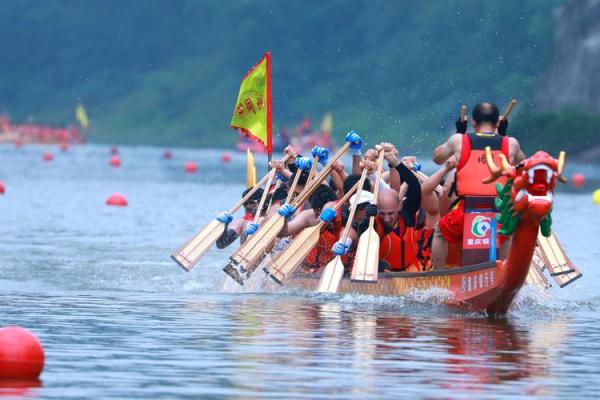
xmin=287 ymin=149 xmax=570 ymax=315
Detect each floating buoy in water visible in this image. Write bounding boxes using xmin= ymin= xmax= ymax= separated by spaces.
xmin=60 ymin=143 xmax=69 ymax=152
xmin=221 ymin=153 xmax=232 ymax=163
xmin=42 ymin=152 xmax=53 ymax=162
xmin=184 ymin=161 xmax=198 ymax=174
xmin=109 ymin=155 xmax=121 ymax=168
xmin=14 ymin=139 xmax=23 ymax=148
xmin=110 ymin=145 xmax=119 ymax=155
xmin=0 ymin=181 xmax=4 ymax=194
xmin=572 ymin=173 xmax=585 ymax=188
xmin=163 ymin=150 xmax=173 ymax=160
xmin=593 ymin=189 xmax=600 ymax=205
xmin=106 ymin=193 xmax=128 ymax=207
xmin=0 ymin=327 xmax=45 ymax=379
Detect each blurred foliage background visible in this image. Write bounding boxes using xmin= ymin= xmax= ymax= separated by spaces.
xmin=0 ymin=0 xmax=597 ymax=156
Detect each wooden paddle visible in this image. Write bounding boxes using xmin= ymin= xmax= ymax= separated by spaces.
xmin=171 ymin=154 xmax=288 ymax=272
xmin=316 ymin=165 xmax=370 ymax=293
xmin=460 ymin=104 xmax=467 ymax=122
xmin=350 ymin=151 xmax=386 ymax=282
xmin=536 ymin=231 xmax=581 ymax=284
xmin=307 ymin=156 xmax=320 ymax=182
xmin=266 ymin=169 xmax=365 ymax=285
xmin=502 ymin=99 xmax=517 ymax=120
xmin=224 ymin=142 xmax=351 ymax=284
xmin=528 ymin=247 xmax=551 ymax=289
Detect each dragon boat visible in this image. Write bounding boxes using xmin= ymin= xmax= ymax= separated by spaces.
xmin=285 ymin=149 xmax=567 ymax=314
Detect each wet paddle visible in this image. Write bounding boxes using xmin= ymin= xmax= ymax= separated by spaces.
xmin=224 ymin=142 xmax=351 ymax=284
xmin=317 ymin=165 xmax=369 ymax=293
xmin=350 ymin=151 xmax=386 ymax=282
xmin=267 ymin=170 xmax=364 ymax=285
xmin=171 ymin=154 xmax=288 ymax=272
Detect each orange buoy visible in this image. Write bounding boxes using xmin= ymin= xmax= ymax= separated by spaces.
xmin=110 ymin=145 xmax=119 ymax=155
xmin=60 ymin=142 xmax=69 ymax=152
xmin=106 ymin=193 xmax=128 ymax=207
xmin=42 ymin=152 xmax=53 ymax=162
xmin=572 ymin=173 xmax=585 ymax=188
xmin=0 ymin=327 xmax=45 ymax=379
xmin=109 ymin=155 xmax=121 ymax=168
xmin=163 ymin=150 xmax=173 ymax=160
xmin=0 ymin=181 xmax=4 ymax=194
xmin=184 ymin=161 xmax=198 ymax=174
xmin=221 ymin=153 xmax=232 ymax=163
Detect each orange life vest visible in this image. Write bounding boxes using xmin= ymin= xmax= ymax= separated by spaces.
xmin=304 ymin=213 xmax=343 ymax=269
xmin=375 ymin=213 xmax=423 ymax=271
xmin=455 ymin=133 xmax=509 ymax=197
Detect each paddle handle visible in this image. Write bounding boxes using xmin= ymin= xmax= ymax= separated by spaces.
xmin=285 ymin=165 xmax=304 ymax=203
xmin=502 ymin=99 xmax=517 ymax=120
xmin=460 ymin=104 xmax=467 ymax=122
xmin=293 ymin=142 xmax=350 ymax=208
xmin=371 ymin=151 xmax=386 ymax=203
xmin=307 ymin=156 xmax=319 ymax=182
xmin=252 ymin=170 xmax=277 ymax=224
xmin=340 ymin=167 xmax=369 ymax=242
xmin=228 ymin=154 xmax=290 ymax=214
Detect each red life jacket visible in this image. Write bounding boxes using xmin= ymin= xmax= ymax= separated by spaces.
xmin=455 ymin=133 xmax=510 ymax=197
xmin=304 ymin=213 xmax=343 ymax=269
xmin=375 ymin=213 xmax=423 ymax=271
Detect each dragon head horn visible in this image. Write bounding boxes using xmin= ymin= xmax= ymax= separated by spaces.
xmin=482 ymin=146 xmax=511 ymax=184
xmin=557 ymin=151 xmax=567 ymax=183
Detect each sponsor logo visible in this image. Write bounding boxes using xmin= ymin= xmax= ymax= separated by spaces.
xmin=471 ymin=215 xmax=491 ymax=238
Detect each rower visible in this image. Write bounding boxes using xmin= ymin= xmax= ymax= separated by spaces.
xmin=215 ymin=187 xmax=264 ymax=248
xmin=336 ymin=143 xmax=423 ymax=272
xmin=430 ymin=102 xmax=525 ymax=268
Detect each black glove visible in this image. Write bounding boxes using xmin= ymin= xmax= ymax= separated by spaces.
xmin=455 ymin=117 xmax=467 ymax=134
xmin=498 ymin=118 xmax=508 ymax=136
xmin=365 ymin=204 xmax=379 ymax=217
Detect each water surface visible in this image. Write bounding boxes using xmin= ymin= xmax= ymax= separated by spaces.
xmin=1 ymin=144 xmax=599 ymax=399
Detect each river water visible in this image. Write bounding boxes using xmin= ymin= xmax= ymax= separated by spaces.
xmin=1 ymin=144 xmax=599 ymax=399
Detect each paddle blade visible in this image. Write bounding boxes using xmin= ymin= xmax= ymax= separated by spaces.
xmin=267 ymin=225 xmax=321 ymax=285
xmin=171 ymin=219 xmax=224 ymax=271
xmin=230 ymin=215 xmax=285 ymax=274
xmin=537 ymin=232 xmax=575 ymax=276
xmin=351 ymin=226 xmax=380 ymax=282
xmin=316 ymin=256 xmax=345 ymax=293
xmin=527 ymin=248 xmax=551 ymax=289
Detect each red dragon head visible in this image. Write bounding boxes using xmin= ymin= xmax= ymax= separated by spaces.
xmin=482 ymin=147 xmax=565 ymax=221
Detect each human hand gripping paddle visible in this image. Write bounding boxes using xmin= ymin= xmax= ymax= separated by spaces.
xmin=171 ymin=154 xmax=290 ymax=272
xmin=316 ymin=162 xmax=370 ymax=293
xmin=349 ymin=149 xmax=386 ymax=282
xmin=266 ymin=167 xmax=366 ymax=286
xmin=223 ymin=135 xmax=357 ymax=285
xmin=223 ymin=156 xmax=312 ymax=283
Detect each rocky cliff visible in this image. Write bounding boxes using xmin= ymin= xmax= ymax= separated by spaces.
xmin=537 ymin=0 xmax=600 ymax=112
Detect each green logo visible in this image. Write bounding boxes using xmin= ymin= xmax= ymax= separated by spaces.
xmin=471 ymin=215 xmax=491 ymax=237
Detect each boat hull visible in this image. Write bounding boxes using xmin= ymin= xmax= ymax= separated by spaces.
xmin=288 ymin=261 xmax=517 ymax=314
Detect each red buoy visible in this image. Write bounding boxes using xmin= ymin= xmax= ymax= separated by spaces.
xmin=106 ymin=193 xmax=128 ymax=207
xmin=163 ymin=150 xmax=173 ymax=160
xmin=221 ymin=153 xmax=232 ymax=163
xmin=42 ymin=152 xmax=53 ymax=162
xmin=184 ymin=161 xmax=198 ymax=174
xmin=572 ymin=173 xmax=585 ymax=188
xmin=0 ymin=181 xmax=4 ymax=195
xmin=0 ymin=327 xmax=45 ymax=379
xmin=110 ymin=145 xmax=119 ymax=155
xmin=109 ymin=156 xmax=121 ymax=168
xmin=60 ymin=142 xmax=69 ymax=152
xmin=14 ymin=139 xmax=23 ymax=148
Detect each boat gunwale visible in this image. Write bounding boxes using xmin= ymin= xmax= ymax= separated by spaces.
xmin=292 ymin=261 xmax=498 ymax=281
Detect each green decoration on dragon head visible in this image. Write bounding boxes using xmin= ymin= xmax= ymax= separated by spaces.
xmin=481 ymin=147 xmax=566 ymax=237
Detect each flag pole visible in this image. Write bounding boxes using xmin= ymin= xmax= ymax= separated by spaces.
xmin=266 ymin=51 xmax=273 ymax=166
